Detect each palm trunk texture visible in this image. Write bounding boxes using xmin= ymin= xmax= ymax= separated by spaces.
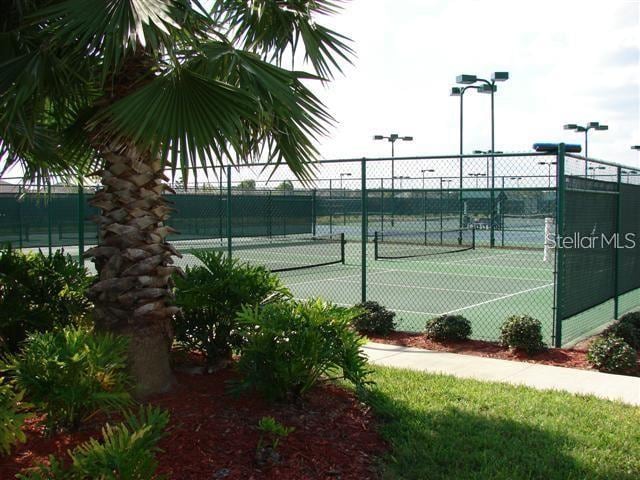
xmin=85 ymin=144 xmax=182 ymax=397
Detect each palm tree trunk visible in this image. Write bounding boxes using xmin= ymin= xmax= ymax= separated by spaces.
xmin=85 ymin=143 xmax=181 ymax=397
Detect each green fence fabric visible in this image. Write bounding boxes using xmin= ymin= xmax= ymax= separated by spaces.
xmin=2 ymin=151 xmax=639 ymax=347
xmin=619 ymin=183 xmax=640 ymax=295
xmin=559 ymin=179 xmax=617 ymax=319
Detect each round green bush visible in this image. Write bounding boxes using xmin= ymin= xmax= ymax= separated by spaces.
xmin=587 ymin=336 xmax=637 ymax=374
xmin=602 ymin=321 xmax=640 ymax=350
xmin=619 ymin=311 xmax=640 ymax=332
xmin=499 ymin=315 xmax=545 ymax=354
xmin=353 ymin=301 xmax=396 ymax=335
xmin=425 ymin=315 xmax=472 ymax=342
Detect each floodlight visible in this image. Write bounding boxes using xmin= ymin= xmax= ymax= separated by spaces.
xmin=564 ymin=124 xmax=578 ymax=130
xmin=588 ymin=121 xmax=600 ymax=128
xmin=373 ymin=135 xmax=384 ymax=140
xmin=456 ymin=74 xmax=477 ymax=84
xmin=632 ymin=145 xmax=640 ymax=150
xmin=533 ymin=143 xmax=582 ymax=153
xmin=492 ymin=72 xmax=509 ymax=82
xmin=478 ymin=84 xmax=496 ymax=94
xmin=389 ymin=133 xmax=399 ymax=140
xmin=402 ymin=136 xmax=414 ymax=141
xmin=450 ymin=87 xmax=462 ymax=96
xmin=596 ymin=125 xmax=608 ymax=131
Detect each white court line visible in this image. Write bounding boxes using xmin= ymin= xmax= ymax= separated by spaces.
xmin=285 ymin=268 xmax=395 ymax=288
xmin=442 ymin=282 xmax=554 ymax=315
xmin=315 ymin=277 xmax=516 ymax=297
xmin=366 ymin=266 xmax=550 ymax=283
xmin=292 ymin=298 xmax=440 ymax=317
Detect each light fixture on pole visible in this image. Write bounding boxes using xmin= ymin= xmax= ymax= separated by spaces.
xmin=538 ymin=161 xmax=557 ymax=188
xmin=587 ymin=166 xmax=606 ymax=178
xmin=631 ymin=145 xmax=640 ymax=151
xmin=469 ymin=172 xmax=486 ymax=188
xmin=563 ymin=122 xmax=609 ymax=174
xmin=509 ymin=176 xmax=523 ymax=188
xmin=339 ymin=172 xmax=351 ymax=190
xmin=474 ymin=150 xmax=503 ymax=187
xmin=374 ymin=134 xmax=413 ymax=226
xmin=421 ymin=169 xmax=435 ymax=189
xmin=454 ymin=71 xmax=509 ymax=247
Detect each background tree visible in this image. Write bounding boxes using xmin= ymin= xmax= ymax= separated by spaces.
xmin=0 ymin=0 xmax=353 ymax=396
xmin=274 ymin=180 xmax=294 ymax=192
xmin=237 ymin=179 xmax=256 ymax=190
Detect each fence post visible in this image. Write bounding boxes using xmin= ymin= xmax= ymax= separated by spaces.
xmin=18 ymin=186 xmax=23 ymax=249
xmin=47 ymin=183 xmax=52 ymax=257
xmin=361 ymin=158 xmax=367 ymax=303
xmin=553 ymin=145 xmax=566 ymax=348
xmin=226 ymin=165 xmax=232 ymax=259
xmin=329 ymin=179 xmax=333 ymax=235
xmin=613 ymin=166 xmax=622 ymax=319
xmin=311 ymin=189 xmax=317 ymax=236
xmin=78 ymin=180 xmax=85 ymax=266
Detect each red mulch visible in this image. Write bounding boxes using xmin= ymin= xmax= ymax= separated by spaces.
xmin=368 ymin=332 xmax=640 ymax=374
xmin=0 ymin=367 xmax=386 ymax=480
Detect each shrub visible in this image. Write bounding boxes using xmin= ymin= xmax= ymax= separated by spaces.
xmin=173 ymin=251 xmax=290 ymax=367
xmin=425 ymin=315 xmax=472 ymax=341
xmin=17 ymin=406 xmax=169 ymax=480
xmin=499 ymin=315 xmax=545 ymax=354
xmin=235 ymin=299 xmax=372 ymax=401
xmin=602 ymin=321 xmax=640 ymax=350
xmin=0 ymin=247 xmax=93 ymax=352
xmin=619 ymin=311 xmax=640 ymax=332
xmin=352 ymin=301 xmax=396 ymax=335
xmin=4 ymin=326 xmax=131 ymax=432
xmin=0 ymin=379 xmax=29 ymax=456
xmin=256 ymin=416 xmax=294 ymax=465
xmin=587 ymin=336 xmax=637 ymax=374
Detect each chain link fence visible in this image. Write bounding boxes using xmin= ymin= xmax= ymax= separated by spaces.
xmin=1 ymin=148 xmax=639 ymax=347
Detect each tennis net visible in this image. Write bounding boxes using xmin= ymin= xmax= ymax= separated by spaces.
xmin=374 ymin=228 xmax=475 ymax=260
xmin=185 ymin=233 xmax=346 ymax=273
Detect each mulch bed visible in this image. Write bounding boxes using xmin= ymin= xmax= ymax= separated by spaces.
xmin=368 ymin=332 xmax=640 ymax=374
xmin=0 ymin=365 xmax=386 ymax=480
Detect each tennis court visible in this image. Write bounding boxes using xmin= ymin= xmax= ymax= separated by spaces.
xmin=175 ymin=233 xmax=555 ymax=343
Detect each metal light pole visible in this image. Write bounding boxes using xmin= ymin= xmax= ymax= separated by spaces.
xmin=563 ymin=122 xmax=609 ymax=174
xmin=421 ymin=169 xmax=435 ymax=189
xmin=469 ymin=173 xmax=486 ymax=188
xmin=509 ymin=176 xmax=523 ymax=188
xmin=538 ymin=161 xmax=557 ymax=188
xmin=587 ymin=166 xmax=605 ymax=178
xmin=339 ymin=172 xmax=351 ymax=190
xmin=474 ymin=149 xmax=503 ymax=188
xmin=374 ymin=134 xmax=413 ymax=227
xmin=454 ymin=72 xmax=509 ymax=247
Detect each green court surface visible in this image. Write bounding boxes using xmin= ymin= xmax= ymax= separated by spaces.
xmin=176 ymin=238 xmax=556 ymax=343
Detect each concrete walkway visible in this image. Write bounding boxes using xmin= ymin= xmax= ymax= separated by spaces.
xmin=364 ymin=342 xmax=640 ymax=406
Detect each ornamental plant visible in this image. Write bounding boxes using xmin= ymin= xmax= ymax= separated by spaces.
xmin=235 ymin=299 xmax=372 ymax=401
xmin=425 ymin=315 xmax=472 ymax=342
xmin=0 ymin=247 xmax=93 ymax=353
xmin=17 ymin=406 xmax=169 ymax=480
xmin=499 ymin=315 xmax=546 ymax=354
xmin=587 ymin=336 xmax=637 ymax=374
xmin=173 ymin=251 xmax=290 ymax=368
xmin=0 ymin=379 xmax=29 ymax=456
xmin=4 ymin=326 xmax=131 ymax=432
xmin=602 ymin=321 xmax=640 ymax=350
xmin=353 ymin=301 xmax=396 ymax=336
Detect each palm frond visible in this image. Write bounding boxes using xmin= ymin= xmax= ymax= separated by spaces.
xmin=214 ymin=0 xmax=354 ymax=78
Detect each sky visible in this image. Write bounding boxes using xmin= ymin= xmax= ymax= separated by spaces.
xmin=309 ymin=0 xmax=640 ymax=169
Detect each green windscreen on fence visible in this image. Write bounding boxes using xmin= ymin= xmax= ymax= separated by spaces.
xmin=619 ymin=183 xmax=640 ymax=295
xmin=559 ymin=177 xmax=617 ymax=320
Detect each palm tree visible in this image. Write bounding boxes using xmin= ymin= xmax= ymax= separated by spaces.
xmin=0 ymin=0 xmax=353 ymax=396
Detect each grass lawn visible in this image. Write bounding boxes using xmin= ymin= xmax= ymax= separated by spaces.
xmin=365 ymin=366 xmax=640 ymax=480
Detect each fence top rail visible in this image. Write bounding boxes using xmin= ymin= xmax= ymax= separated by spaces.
xmin=565 ymin=152 xmax=636 ymax=171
